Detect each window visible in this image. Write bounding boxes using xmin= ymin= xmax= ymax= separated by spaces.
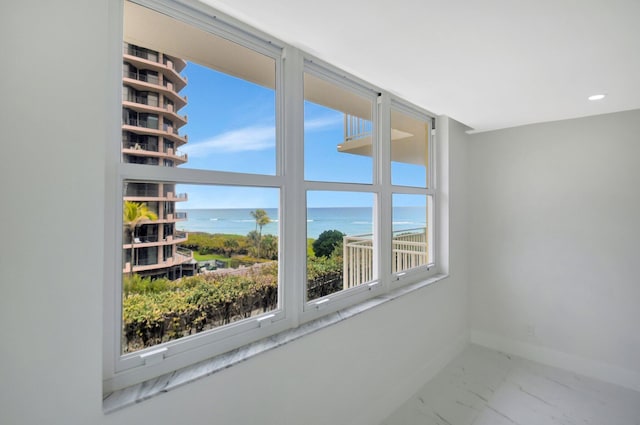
xmin=303 ymin=71 xmax=374 ymax=184
xmin=390 ymin=105 xmax=435 ymax=275
xmin=303 ymin=67 xmax=378 ymax=304
xmin=306 ymin=191 xmax=376 ymax=301
xmin=105 ymin=0 xmax=440 ymax=394
xmin=121 ymin=182 xmax=280 ymax=355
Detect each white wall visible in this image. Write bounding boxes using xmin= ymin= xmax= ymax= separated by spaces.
xmin=468 ymin=110 xmax=640 ymax=390
xmin=0 ymin=2 xmax=469 ymax=424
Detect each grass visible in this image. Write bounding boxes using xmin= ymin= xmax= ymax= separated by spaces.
xmin=193 ymin=252 xmax=230 ymax=263
xmin=185 ymin=233 xmax=318 ymax=264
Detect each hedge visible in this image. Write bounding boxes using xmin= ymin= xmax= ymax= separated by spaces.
xmin=123 ymin=264 xmax=277 ymax=352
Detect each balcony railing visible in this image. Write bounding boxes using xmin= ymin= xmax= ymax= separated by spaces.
xmin=138 ymin=235 xmax=159 ymax=243
xmin=125 ymin=185 xmax=159 ymax=197
xmin=133 ymin=257 xmax=158 ymax=267
xmin=124 ymin=71 xmax=187 ymax=104
xmin=176 ymin=247 xmax=193 ymax=261
xmin=342 ymin=227 xmax=427 ymax=289
xmin=392 ymin=228 xmax=428 ymax=272
xmin=344 ymin=114 xmax=372 ymax=142
xmin=343 ymin=235 xmax=374 ymax=290
xmin=124 ymin=232 xmax=195 ymax=246
xmin=124 ymin=45 xmax=159 ymax=63
xmin=176 ymin=149 xmax=186 ymax=158
xmin=124 ymin=94 xmax=160 ymax=108
xmin=175 ymin=212 xmax=188 ymax=220
xmin=124 ymin=70 xmax=160 ymax=85
xmin=124 ymin=118 xmax=158 ymax=130
xmin=124 ymin=94 xmax=187 ymax=122
xmin=163 ymin=124 xmax=180 ymax=135
xmin=122 ymin=140 xmax=159 ymax=152
xmin=124 ymin=232 xmax=160 ymax=244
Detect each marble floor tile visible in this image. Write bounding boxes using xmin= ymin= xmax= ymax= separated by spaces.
xmin=380 ymin=344 xmax=640 ymax=425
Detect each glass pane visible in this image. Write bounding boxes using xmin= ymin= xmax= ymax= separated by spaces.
xmin=304 ymin=72 xmax=373 ymax=183
xmin=123 ymin=2 xmax=277 ymax=174
xmin=122 ymin=181 xmax=279 ymax=354
xmin=390 ymin=109 xmax=429 ymax=187
xmin=306 ymin=191 xmax=375 ymax=301
xmin=392 ymin=194 xmax=430 ymax=273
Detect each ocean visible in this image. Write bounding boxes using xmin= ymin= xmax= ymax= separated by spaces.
xmin=176 ymin=207 xmax=426 ymax=239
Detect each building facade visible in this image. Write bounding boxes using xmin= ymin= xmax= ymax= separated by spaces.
xmin=122 ymin=42 xmax=193 ymax=279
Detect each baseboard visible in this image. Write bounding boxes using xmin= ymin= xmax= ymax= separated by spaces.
xmin=471 ymin=329 xmax=640 ymax=393
xmin=348 ymin=331 xmax=470 ymax=425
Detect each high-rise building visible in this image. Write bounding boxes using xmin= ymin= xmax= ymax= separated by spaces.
xmin=121 ymin=42 xmax=193 ymax=279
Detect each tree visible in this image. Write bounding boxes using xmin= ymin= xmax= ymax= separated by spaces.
xmin=123 ymin=201 xmax=158 ymax=277
xmin=260 ymin=234 xmax=278 ymax=260
xmin=250 ymin=209 xmax=271 ymax=257
xmin=250 ymin=209 xmax=271 ymax=237
xmin=223 ymin=238 xmax=239 ymax=258
xmin=312 ymin=229 xmax=345 ymax=258
xmin=246 ymin=230 xmax=260 ymax=257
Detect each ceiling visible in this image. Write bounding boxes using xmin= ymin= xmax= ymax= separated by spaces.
xmin=199 ymin=0 xmax=640 ymax=132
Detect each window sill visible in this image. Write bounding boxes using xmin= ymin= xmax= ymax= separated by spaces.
xmin=103 ymin=272 xmax=448 ymax=413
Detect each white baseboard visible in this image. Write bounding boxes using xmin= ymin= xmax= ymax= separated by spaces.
xmin=349 ymin=331 xmax=470 ymax=425
xmin=471 ymin=329 xmax=640 ymax=393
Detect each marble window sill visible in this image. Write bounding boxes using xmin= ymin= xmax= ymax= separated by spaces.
xmin=103 ymin=273 xmax=448 ymax=413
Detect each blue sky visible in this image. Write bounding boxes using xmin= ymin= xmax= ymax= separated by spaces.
xmin=179 ymin=63 xmax=277 ymax=176
xmin=176 ymin=62 xmax=423 ymax=209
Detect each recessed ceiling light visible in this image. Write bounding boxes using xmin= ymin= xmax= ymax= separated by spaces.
xmin=588 ymin=94 xmax=606 ymax=101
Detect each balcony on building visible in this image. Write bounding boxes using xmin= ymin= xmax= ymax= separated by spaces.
xmin=122 ymin=145 xmax=187 ymax=166
xmin=122 ymin=117 xmax=188 ymax=146
xmin=122 ymin=86 xmax=188 ymax=118
xmin=123 ymin=43 xmax=188 ymax=91
xmin=122 ymin=95 xmax=188 ymax=130
xmin=123 ymin=249 xmax=194 ymax=275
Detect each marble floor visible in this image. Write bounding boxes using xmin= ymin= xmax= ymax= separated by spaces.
xmin=380 ymin=344 xmax=640 ymax=425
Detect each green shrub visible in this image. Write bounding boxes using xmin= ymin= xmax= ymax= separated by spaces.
xmin=312 ymin=229 xmax=345 ymax=258
xmin=122 ymin=263 xmax=278 ymax=352
xmin=307 ymin=255 xmax=342 ymax=281
xmin=182 ymin=232 xmax=249 ymax=256
xmin=123 ymin=274 xmax=172 ymax=296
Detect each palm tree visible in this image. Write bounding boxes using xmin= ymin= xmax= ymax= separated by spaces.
xmin=223 ymin=238 xmax=239 ymax=258
xmin=123 ymin=201 xmax=158 ymax=277
xmin=250 ymin=209 xmax=271 ymax=235
xmin=260 ymin=234 xmax=278 ymax=260
xmin=250 ymin=209 xmax=271 ymax=257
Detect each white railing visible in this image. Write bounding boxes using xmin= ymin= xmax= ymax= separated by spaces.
xmin=344 ymin=114 xmax=372 ymax=142
xmin=343 ymin=228 xmax=427 ymax=289
xmin=343 ymin=235 xmax=374 ymax=290
xmin=392 ymin=228 xmax=428 ymax=273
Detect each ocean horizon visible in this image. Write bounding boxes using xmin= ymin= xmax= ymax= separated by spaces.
xmin=176 ymin=206 xmax=426 ymax=239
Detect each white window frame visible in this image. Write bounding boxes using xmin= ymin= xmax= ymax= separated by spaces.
xmin=300 ymin=59 xmax=383 ymax=322
xmin=104 ymin=0 xmax=442 ymax=394
xmin=388 ymin=99 xmax=438 ymax=285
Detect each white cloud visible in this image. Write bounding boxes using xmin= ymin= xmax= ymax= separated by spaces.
xmin=305 ymin=115 xmax=343 ymax=130
xmin=183 ymin=126 xmax=275 ymax=157
xmin=184 ymin=115 xmax=342 ymax=157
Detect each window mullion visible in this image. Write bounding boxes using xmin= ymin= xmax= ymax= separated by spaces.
xmin=118 ymin=163 xmax=285 ymax=187
xmin=378 ymin=93 xmax=393 ymax=290
xmin=282 ymin=46 xmax=305 ymax=325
